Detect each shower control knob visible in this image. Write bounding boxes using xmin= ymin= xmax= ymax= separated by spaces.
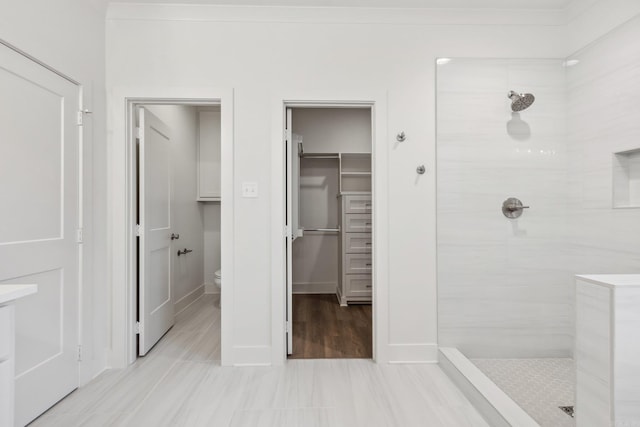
xmin=502 ymin=198 xmax=530 ymax=219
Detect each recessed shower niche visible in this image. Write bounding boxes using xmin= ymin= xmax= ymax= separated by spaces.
xmin=613 ymin=148 xmax=640 ymax=208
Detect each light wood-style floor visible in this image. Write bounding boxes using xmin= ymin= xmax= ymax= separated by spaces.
xmin=30 ymin=294 xmax=488 ymax=427
xmin=289 ymin=294 xmax=372 ymax=359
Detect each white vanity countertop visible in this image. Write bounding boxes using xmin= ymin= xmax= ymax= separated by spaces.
xmin=576 ymin=274 xmax=640 ymax=288
xmin=0 ymin=284 xmax=38 ymax=304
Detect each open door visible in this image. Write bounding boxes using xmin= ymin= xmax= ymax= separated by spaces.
xmin=138 ymin=107 xmax=174 ymax=356
xmin=285 ymin=108 xmax=294 ymax=355
xmin=0 ymin=42 xmax=80 ymax=426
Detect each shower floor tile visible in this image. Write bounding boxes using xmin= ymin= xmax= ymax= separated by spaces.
xmin=470 ymin=358 xmax=575 ymax=427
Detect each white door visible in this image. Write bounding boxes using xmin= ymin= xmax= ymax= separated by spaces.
xmin=0 ymin=44 xmax=80 ymax=425
xmin=285 ymin=108 xmax=296 ymax=355
xmin=138 ymin=107 xmax=175 ymax=356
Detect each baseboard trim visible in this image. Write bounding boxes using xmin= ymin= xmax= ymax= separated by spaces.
xmin=387 ymin=343 xmax=438 ymax=363
xmin=292 ymin=282 xmax=337 ymax=294
xmin=204 ymin=282 xmax=220 ymax=294
xmin=174 ymin=285 xmax=205 ymax=315
xmin=438 ymin=347 xmax=539 ymax=427
xmin=233 ymin=345 xmax=272 ymax=366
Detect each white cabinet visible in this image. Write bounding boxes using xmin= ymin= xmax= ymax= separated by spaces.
xmin=338 ymin=194 xmax=372 ymax=305
xmin=337 ymin=153 xmax=372 ymax=306
xmin=0 ymin=285 xmax=37 ymax=427
xmin=197 ymin=111 xmax=221 ymax=201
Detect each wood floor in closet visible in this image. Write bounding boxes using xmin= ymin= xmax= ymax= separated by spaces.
xmin=289 ymin=294 xmax=372 ymax=359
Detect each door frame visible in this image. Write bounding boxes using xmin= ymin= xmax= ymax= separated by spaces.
xmin=108 ymin=87 xmax=234 ymax=368
xmin=271 ymin=92 xmax=390 ymax=364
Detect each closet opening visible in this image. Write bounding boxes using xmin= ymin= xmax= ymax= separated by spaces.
xmin=285 ymin=106 xmax=373 ymax=359
xmin=132 ymin=102 xmax=223 ymax=361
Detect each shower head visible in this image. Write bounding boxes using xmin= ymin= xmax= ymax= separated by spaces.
xmin=508 ymin=91 xmax=535 ymax=112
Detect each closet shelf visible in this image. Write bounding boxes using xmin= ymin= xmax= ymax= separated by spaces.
xmin=341 ymin=171 xmax=372 ymax=176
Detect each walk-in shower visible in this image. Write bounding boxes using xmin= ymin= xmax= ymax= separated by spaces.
xmin=436 ymin=58 xmax=573 ymax=427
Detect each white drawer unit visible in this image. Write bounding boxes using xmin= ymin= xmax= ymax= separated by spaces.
xmin=345 ymin=254 xmax=373 ymax=274
xmin=345 ymin=275 xmax=372 ymax=295
xmin=0 ymin=285 xmax=37 ymax=427
xmin=338 ymin=194 xmax=372 ymax=305
xmin=344 ymin=214 xmax=372 ymax=233
xmin=344 ymin=233 xmax=372 ymax=254
xmin=344 ymin=195 xmax=372 ymax=214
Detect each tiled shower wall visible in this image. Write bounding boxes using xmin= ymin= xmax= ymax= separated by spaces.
xmin=436 ymin=59 xmax=572 ymax=358
xmin=566 ymin=14 xmax=640 ymax=277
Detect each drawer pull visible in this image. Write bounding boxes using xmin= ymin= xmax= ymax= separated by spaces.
xmin=365 ymin=223 xmax=372 ymax=225
xmin=366 ymin=285 xmax=372 ymax=288
xmin=365 ymin=263 xmax=372 ymax=266
xmin=365 ymin=242 xmax=372 ymax=245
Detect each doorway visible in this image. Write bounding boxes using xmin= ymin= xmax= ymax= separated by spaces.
xmin=133 ymin=103 xmax=223 ymax=357
xmin=109 ymin=89 xmax=234 ymax=368
xmin=285 ymin=106 xmax=374 ymax=359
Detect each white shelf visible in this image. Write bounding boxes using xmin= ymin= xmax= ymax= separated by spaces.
xmin=613 ymin=149 xmax=640 ymax=208
xmin=341 ymin=171 xmax=371 ymax=176
xmin=340 ymin=152 xmax=371 ymax=193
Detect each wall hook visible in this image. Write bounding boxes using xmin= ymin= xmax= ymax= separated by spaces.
xmin=396 ymin=131 xmax=406 ymax=142
xmin=416 ymin=165 xmax=426 ymax=175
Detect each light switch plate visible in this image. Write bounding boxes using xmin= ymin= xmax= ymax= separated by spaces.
xmin=242 ymin=182 xmax=258 ymax=198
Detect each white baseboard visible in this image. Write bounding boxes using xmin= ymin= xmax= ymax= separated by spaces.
xmin=174 ymin=285 xmax=205 ymax=315
xmin=292 ymin=282 xmax=337 ymax=294
xmin=438 ymin=348 xmax=539 ymax=427
xmin=204 ymin=282 xmax=220 ymax=294
xmin=387 ymin=343 xmax=438 ymax=363
xmin=233 ymin=345 xmax=272 ymax=366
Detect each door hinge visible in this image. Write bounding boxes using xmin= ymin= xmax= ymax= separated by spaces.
xmin=77 ymin=345 xmax=82 ymax=362
xmin=76 ymin=228 xmax=83 ymax=243
xmin=135 ymin=321 xmax=142 ymax=335
xmin=286 ymin=321 xmax=291 ymax=334
xmin=136 ymin=127 xmax=143 ymax=139
xmin=284 ymin=225 xmax=290 ymax=239
xmin=77 ymin=109 xmax=93 ymax=126
xmin=136 ymin=224 xmax=142 ymax=237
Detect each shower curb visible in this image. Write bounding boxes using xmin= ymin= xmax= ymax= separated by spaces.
xmin=438 ymin=347 xmax=540 ymax=427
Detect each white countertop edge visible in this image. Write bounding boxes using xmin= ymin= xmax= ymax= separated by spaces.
xmin=576 ymin=274 xmax=640 ymax=288
xmin=0 ymin=284 xmax=38 ymax=304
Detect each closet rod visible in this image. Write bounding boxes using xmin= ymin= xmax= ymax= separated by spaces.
xmin=304 ymin=228 xmax=340 ymax=233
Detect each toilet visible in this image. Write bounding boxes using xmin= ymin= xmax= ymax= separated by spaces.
xmin=214 ymin=269 xmax=222 ymax=291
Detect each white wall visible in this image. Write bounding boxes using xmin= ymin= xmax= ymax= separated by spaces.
xmin=0 ymin=1 xmax=107 ymax=382
xmin=566 ymin=14 xmax=640 ymax=278
xmin=292 ymin=108 xmax=371 ymax=153
xmin=566 ymin=0 xmax=640 ymax=54
xmin=436 ymin=59 xmax=571 ymax=358
xmin=293 ymin=158 xmax=340 ymax=293
xmin=106 ymin=4 xmax=567 ymax=364
xmin=292 ymin=108 xmax=370 ymax=293
xmin=143 ymin=105 xmax=206 ymax=311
